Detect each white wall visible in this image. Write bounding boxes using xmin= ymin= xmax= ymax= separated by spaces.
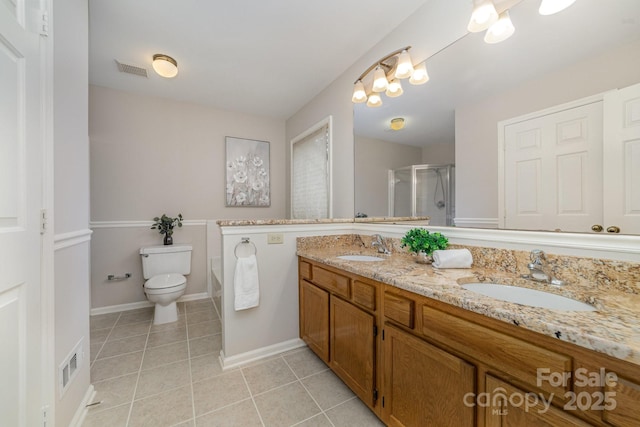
xmin=455 ymin=39 xmax=640 ymax=223
xmin=285 ymin=0 xmax=470 ymax=218
xmin=355 ymin=136 xmax=422 ymax=217
xmin=52 ymin=0 xmax=91 ymax=424
xmin=219 ymin=224 xmax=354 ymax=366
xmin=89 ymin=86 xmax=286 ymax=309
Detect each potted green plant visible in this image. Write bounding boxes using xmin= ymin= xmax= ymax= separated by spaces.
xmin=151 ymin=213 xmax=183 ymax=245
xmin=401 ymin=228 xmax=448 ymax=263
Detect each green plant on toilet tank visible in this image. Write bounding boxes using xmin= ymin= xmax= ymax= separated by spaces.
xmin=151 ymin=214 xmax=183 ymax=245
xmin=401 ymin=228 xmax=448 ymax=262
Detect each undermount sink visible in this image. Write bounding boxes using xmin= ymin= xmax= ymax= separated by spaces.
xmin=462 ymin=283 xmax=596 ymax=311
xmin=337 ymin=255 xmax=385 ymax=262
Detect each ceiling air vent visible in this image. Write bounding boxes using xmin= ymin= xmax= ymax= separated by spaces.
xmin=115 ymin=60 xmax=148 ymax=78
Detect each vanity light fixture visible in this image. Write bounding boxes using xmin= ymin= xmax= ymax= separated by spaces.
xmin=484 ymin=10 xmax=515 ymax=44
xmin=152 ymin=54 xmax=178 ymax=78
xmin=467 ymin=0 xmax=499 ymax=32
xmin=390 ymin=117 xmax=405 ymax=131
xmin=539 ymin=0 xmax=577 ymax=15
xmin=352 ymin=46 xmax=429 ymax=108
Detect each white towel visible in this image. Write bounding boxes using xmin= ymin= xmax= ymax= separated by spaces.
xmin=432 ymin=249 xmax=473 ymax=269
xmin=234 ymin=254 xmax=260 ymax=311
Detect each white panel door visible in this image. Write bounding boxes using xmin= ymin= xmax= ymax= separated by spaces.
xmin=0 ymin=0 xmax=44 ymax=425
xmin=603 ymin=82 xmax=640 ymax=235
xmin=504 ymin=101 xmax=603 ymax=232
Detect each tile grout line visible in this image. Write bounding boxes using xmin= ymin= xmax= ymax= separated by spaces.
xmin=89 ymin=312 xmax=122 ymax=370
xmin=124 ymin=316 xmax=152 ymax=427
xmin=185 ymin=303 xmax=199 ymax=425
xmin=239 ymin=367 xmax=267 ymax=427
xmin=280 ymin=356 xmax=336 ymax=427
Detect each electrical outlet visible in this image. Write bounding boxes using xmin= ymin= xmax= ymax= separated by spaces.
xmin=267 ymin=233 xmax=284 ymax=244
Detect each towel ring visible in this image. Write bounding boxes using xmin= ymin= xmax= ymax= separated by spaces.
xmin=234 ymin=237 xmax=257 ymax=259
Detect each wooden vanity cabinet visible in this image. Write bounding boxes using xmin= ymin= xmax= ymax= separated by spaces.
xmin=298 ymin=258 xmax=381 ymax=414
xmin=299 ymin=258 xmax=640 ymax=426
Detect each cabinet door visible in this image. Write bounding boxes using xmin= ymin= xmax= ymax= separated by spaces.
xmin=330 ymin=296 xmax=375 ymax=407
xmin=383 ymin=324 xmax=475 ymax=427
xmin=300 ymin=280 xmax=330 ymax=363
xmin=485 ymin=375 xmax=590 ymax=427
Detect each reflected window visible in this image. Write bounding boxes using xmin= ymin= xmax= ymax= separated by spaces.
xmin=291 ymin=117 xmax=332 ymax=219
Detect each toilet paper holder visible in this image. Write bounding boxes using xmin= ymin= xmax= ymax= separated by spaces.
xmin=107 ymin=273 xmax=132 ymax=281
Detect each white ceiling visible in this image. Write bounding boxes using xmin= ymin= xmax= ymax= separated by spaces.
xmin=88 ymin=0 xmax=429 ymax=119
xmin=354 ymin=0 xmax=640 ymax=146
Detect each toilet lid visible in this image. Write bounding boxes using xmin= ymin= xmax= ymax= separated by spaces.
xmin=145 ymin=273 xmax=186 ymax=290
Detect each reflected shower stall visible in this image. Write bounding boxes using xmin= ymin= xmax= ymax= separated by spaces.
xmin=388 ymin=164 xmax=455 ymax=226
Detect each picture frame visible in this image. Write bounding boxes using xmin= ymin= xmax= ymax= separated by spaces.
xmin=225 ymin=136 xmax=270 ymax=207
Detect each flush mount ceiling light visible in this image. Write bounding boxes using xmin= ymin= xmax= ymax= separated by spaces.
xmin=390 ymin=117 xmax=405 ymax=131
xmin=352 ymin=46 xmax=429 ymax=108
xmin=539 ymin=0 xmax=577 ymax=15
xmin=152 ymin=54 xmax=178 ymax=78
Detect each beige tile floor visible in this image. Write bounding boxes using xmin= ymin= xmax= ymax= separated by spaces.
xmin=84 ymin=298 xmax=384 ymax=427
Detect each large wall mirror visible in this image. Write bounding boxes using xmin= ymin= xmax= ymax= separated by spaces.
xmin=354 ymin=0 xmax=640 ymax=235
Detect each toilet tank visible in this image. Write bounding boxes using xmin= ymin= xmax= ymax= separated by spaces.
xmin=140 ymin=244 xmax=192 ymax=279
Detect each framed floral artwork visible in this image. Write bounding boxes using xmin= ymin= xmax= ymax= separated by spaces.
xmin=225 ymin=137 xmax=270 ymax=207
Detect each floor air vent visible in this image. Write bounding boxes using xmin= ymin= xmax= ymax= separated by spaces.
xmin=59 ymin=338 xmax=84 ymax=397
xmin=115 ymin=60 xmax=148 ymax=78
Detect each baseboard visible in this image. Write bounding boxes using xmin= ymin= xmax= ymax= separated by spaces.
xmin=219 ymin=338 xmax=306 ymax=370
xmin=69 ymin=384 xmax=95 ymax=427
xmin=179 ymin=292 xmax=210 ymax=302
xmin=90 ymin=293 xmax=211 ymax=316
xmin=90 ymin=300 xmax=153 ymax=315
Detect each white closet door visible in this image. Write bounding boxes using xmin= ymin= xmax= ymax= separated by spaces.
xmin=603 ymin=82 xmax=640 ymax=235
xmin=504 ymin=101 xmax=603 ymax=232
xmin=0 ymin=1 xmax=45 ymax=425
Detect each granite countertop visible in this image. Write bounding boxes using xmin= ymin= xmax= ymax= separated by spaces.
xmin=217 ymin=216 xmax=430 ymax=226
xmin=297 ymin=245 xmax=640 ymax=366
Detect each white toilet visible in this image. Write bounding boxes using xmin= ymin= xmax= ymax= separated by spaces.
xmin=140 ymin=244 xmax=192 ymax=324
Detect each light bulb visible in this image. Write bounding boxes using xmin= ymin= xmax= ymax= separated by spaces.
xmin=394 ymin=50 xmax=414 ymax=79
xmin=467 ymin=0 xmax=499 ymax=32
xmin=371 ymin=66 xmax=389 ymax=92
xmin=352 ymin=80 xmax=367 ymax=103
xmin=409 ymin=62 xmax=429 ymax=85
xmin=539 ymin=0 xmax=577 ymax=15
xmin=386 ymin=79 xmax=403 ymax=98
xmin=484 ymin=11 xmax=515 ymax=44
xmin=366 ymin=93 xmax=383 ymax=107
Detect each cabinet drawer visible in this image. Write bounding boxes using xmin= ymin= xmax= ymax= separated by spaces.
xmin=313 ymin=266 xmax=351 ymax=299
xmin=422 ymin=305 xmax=572 ymax=397
xmin=299 ymin=260 xmax=312 ymax=280
xmin=603 ymin=375 xmax=640 ymax=426
xmin=352 ymin=280 xmax=376 ymax=311
xmin=384 ymin=291 xmax=415 ymax=329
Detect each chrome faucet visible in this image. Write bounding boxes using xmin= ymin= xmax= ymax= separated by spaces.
xmin=371 ymin=234 xmax=391 ymax=255
xmin=522 ymin=250 xmax=565 ymax=286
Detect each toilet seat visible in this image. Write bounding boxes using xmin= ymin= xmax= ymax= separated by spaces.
xmin=144 ymin=273 xmax=186 ymax=294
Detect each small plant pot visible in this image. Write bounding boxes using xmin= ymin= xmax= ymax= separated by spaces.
xmin=163 ymin=234 xmax=173 ymax=245
xmin=415 ymin=251 xmax=432 ymax=264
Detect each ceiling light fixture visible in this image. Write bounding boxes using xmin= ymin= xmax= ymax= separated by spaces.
xmin=152 ymin=54 xmax=178 ymax=78
xmin=390 ymin=117 xmax=405 ymax=131
xmin=352 ymin=46 xmax=429 ymax=108
xmin=484 ymin=11 xmax=515 ymax=44
xmin=539 ymin=0 xmax=577 ymax=15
